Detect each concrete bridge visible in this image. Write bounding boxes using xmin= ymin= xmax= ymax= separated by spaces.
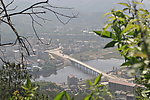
xmin=45 ymin=49 xmax=128 ymax=82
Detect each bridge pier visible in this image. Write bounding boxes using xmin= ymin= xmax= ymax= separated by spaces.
xmin=70 ymin=58 xmax=113 ymax=79
xmin=47 ymin=50 xmax=117 ymax=81
xmin=71 ymin=61 xmax=102 ymax=77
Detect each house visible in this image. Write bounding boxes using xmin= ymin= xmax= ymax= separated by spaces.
xmin=109 ymin=80 xmax=136 ymax=94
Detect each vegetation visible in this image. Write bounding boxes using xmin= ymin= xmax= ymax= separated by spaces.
xmin=94 ymin=0 xmax=150 ymax=99
xmin=0 ymin=63 xmax=28 ymax=99
xmin=10 ymin=77 xmax=38 ymax=100
xmin=53 ymin=74 xmax=111 ymax=100
xmin=0 ymin=0 xmax=76 ymax=99
xmin=1 ymin=0 xmax=150 ymax=100
xmin=85 ymin=74 xmax=112 ymax=100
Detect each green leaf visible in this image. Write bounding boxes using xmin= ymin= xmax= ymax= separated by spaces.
xmin=107 ymin=16 xmax=115 ymax=19
xmin=145 ymin=15 xmax=150 ymax=19
xmin=127 ymin=31 xmax=135 ymax=35
xmin=141 ymin=90 xmax=150 ymax=98
xmin=112 ymin=25 xmax=121 ymax=34
xmin=26 ymin=77 xmax=32 ymax=89
xmin=139 ymin=8 xmax=149 ymax=14
xmin=22 ymin=86 xmax=29 ymax=91
xmin=132 ymin=1 xmax=143 ymax=5
xmin=93 ymin=74 xmax=102 ymax=85
xmin=97 ymin=84 xmax=105 ymax=88
xmin=94 ymin=31 xmax=102 ymax=35
xmin=118 ymin=17 xmax=125 ymax=21
xmin=118 ymin=45 xmax=127 ymax=51
xmin=84 ymin=93 xmax=93 ymax=100
xmin=104 ymin=41 xmax=117 ymax=48
xmin=104 ymin=12 xmax=112 ymax=16
xmin=31 ymin=86 xmax=38 ymax=91
xmin=54 ymin=91 xmax=66 ymax=100
xmin=122 ymin=24 xmax=138 ymax=34
xmin=94 ymin=31 xmax=115 ymax=39
xmin=65 ymin=92 xmax=71 ymax=100
xmin=118 ymin=3 xmax=130 ymax=7
xmin=54 ymin=91 xmax=71 ymax=100
xmin=121 ymin=62 xmax=131 ymax=66
xmin=116 ymin=11 xmax=125 ymax=18
xmin=104 ymin=23 xmax=113 ymax=31
xmin=87 ymin=80 xmax=93 ymax=86
xmin=123 ymin=8 xmax=129 ymax=11
xmin=130 ymin=19 xmax=138 ymax=23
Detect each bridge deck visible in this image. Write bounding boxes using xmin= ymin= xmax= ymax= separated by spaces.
xmin=46 ymin=49 xmax=128 ymax=82
xmin=68 ymin=56 xmax=116 ymax=79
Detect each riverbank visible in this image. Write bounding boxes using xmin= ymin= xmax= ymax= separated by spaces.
xmin=36 ymin=58 xmax=124 ymax=83
xmin=33 ymin=46 xmax=125 ymax=82
xmin=71 ymin=48 xmax=123 ymax=62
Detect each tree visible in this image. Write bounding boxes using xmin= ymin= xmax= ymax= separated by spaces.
xmin=0 ymin=0 xmax=77 ymax=62
xmin=0 ymin=0 xmax=77 ymax=99
xmin=0 ymin=63 xmax=28 ymax=99
xmin=94 ymin=0 xmax=150 ymax=99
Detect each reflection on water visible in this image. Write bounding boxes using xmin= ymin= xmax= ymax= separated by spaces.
xmin=36 ymin=66 xmax=93 ymax=83
xmin=85 ymin=58 xmax=124 ymax=72
xmin=36 ymin=58 xmax=124 ymax=83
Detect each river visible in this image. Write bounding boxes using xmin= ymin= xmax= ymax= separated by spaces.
xmin=36 ymin=58 xmax=124 ymax=83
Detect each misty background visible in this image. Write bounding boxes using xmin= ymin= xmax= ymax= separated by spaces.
xmin=1 ymin=0 xmax=150 ymax=43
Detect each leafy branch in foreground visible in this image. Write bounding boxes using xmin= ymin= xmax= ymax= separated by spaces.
xmin=0 ymin=63 xmax=28 ymax=99
xmin=94 ymin=0 xmax=150 ymax=99
xmin=10 ymin=77 xmax=38 ymax=100
xmin=85 ymin=74 xmax=112 ymax=100
xmin=53 ymin=74 xmax=112 ymax=100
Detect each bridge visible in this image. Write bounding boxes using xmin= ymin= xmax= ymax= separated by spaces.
xmin=45 ymin=49 xmax=128 ymax=82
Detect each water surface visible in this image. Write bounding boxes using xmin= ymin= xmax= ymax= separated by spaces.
xmin=36 ymin=58 xmax=124 ymax=83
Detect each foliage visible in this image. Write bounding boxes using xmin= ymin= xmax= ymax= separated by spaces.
xmin=0 ymin=63 xmax=51 ymax=100
xmin=34 ymin=81 xmax=64 ymax=99
xmin=0 ymin=0 xmax=76 ymax=99
xmin=9 ymin=77 xmax=51 ymax=100
xmin=2 ymin=0 xmax=143 ymax=100
xmin=34 ymin=81 xmax=63 ymax=91
xmin=54 ymin=91 xmax=72 ymax=100
xmin=94 ymin=0 xmax=150 ymax=99
xmin=53 ymin=74 xmax=112 ymax=100
xmin=84 ymin=74 xmax=112 ymax=100
xmin=0 ymin=63 xmax=28 ymax=99
xmin=10 ymin=77 xmax=38 ymax=100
